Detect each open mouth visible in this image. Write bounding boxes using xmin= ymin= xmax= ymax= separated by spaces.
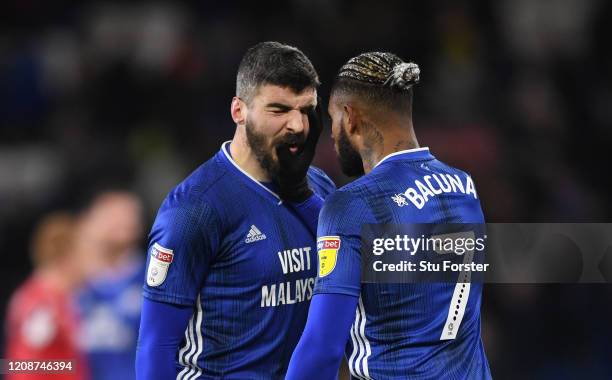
xmin=277 ymin=135 xmax=306 ymax=156
xmin=283 ymin=142 xmax=304 ymax=155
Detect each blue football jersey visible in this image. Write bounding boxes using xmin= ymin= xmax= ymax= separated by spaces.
xmin=78 ymin=255 xmax=145 ymax=380
xmin=314 ymin=147 xmax=491 ymax=379
xmin=143 ymin=141 xmax=335 ymax=379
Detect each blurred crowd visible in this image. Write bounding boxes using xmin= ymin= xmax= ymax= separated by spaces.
xmin=1 ymin=1 xmax=611 ymax=379
xmin=5 ymin=191 xmax=144 ymax=379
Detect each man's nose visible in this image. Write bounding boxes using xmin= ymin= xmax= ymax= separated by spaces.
xmin=285 ymin=110 xmax=309 ymax=135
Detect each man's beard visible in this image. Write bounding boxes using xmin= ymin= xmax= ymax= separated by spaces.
xmin=245 ymin=117 xmax=306 ymax=179
xmin=337 ymin=126 xmax=365 ymax=177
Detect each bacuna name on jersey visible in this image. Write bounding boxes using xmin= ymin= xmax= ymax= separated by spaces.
xmin=392 ymin=173 xmax=478 ymax=210
xmin=260 ymin=246 xmax=315 ymax=308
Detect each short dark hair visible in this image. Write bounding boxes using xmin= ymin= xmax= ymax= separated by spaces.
xmin=236 ymin=41 xmax=320 ymax=103
xmin=331 ymin=52 xmax=420 ymax=114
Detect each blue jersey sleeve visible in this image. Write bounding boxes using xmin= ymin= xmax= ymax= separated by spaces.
xmin=314 ymin=190 xmax=374 ymax=297
xmin=307 ymin=166 xmax=336 ymax=199
xmin=143 ymin=192 xmax=221 ymax=306
xmin=286 ymin=293 xmax=358 ymax=380
xmin=136 ymin=298 xmax=193 ymax=379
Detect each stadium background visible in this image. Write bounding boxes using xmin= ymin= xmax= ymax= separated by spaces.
xmin=1 ymin=0 xmax=611 ymax=378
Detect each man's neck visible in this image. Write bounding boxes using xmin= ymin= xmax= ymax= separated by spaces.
xmin=362 ymin=126 xmax=419 ymax=174
xmin=229 ymin=127 xmax=271 ymax=182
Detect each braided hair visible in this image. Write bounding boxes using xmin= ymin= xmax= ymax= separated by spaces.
xmin=332 ymin=52 xmax=420 ymax=114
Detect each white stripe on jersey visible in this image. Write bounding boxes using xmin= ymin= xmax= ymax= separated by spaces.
xmin=178 ymin=294 xmax=204 ymax=380
xmin=184 ymin=294 xmax=204 ymax=380
xmin=177 ymin=314 xmax=195 ymax=379
xmin=358 ymin=297 xmax=372 ymax=378
xmin=348 ymin=298 xmax=371 ymax=380
xmin=348 ymin=308 xmax=363 ymax=379
xmin=347 ymin=297 xmax=372 ymax=380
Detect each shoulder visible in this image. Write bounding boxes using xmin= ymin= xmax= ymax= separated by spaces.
xmin=429 ymin=158 xmax=474 ymax=178
xmin=339 ymin=173 xmax=374 ymax=192
xmin=307 ymin=166 xmax=336 ymax=199
xmin=161 ymin=154 xmax=232 ymax=212
xmin=153 ymin=158 xmax=230 ymax=235
xmin=428 ymin=158 xmax=480 ymax=194
xmin=170 ymin=155 xmax=228 ymax=200
xmin=319 ymin=188 xmax=374 ymax=225
xmin=332 ymin=172 xmax=381 ymax=203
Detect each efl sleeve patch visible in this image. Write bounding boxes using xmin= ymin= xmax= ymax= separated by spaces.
xmin=147 ymin=243 xmax=174 ymax=287
xmin=317 ymin=236 xmax=341 ymax=277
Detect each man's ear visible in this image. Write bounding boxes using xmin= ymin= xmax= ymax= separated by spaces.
xmin=343 ymin=103 xmax=361 ymax=136
xmin=231 ymin=97 xmax=246 ymax=126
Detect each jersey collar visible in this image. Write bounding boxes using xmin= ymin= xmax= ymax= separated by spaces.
xmin=373 ymin=147 xmax=433 ymax=169
xmin=218 ymin=141 xmax=283 ymax=205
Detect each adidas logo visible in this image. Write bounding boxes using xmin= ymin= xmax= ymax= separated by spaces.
xmin=245 ymin=225 xmax=267 ymax=243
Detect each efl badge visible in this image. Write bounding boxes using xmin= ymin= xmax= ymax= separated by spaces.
xmin=317 ymin=236 xmax=341 ymax=277
xmin=147 ymin=243 xmax=174 ymax=287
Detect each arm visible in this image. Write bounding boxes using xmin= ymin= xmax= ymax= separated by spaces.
xmin=288 ymin=191 xmax=373 ymax=378
xmin=286 ymin=293 xmax=358 ymax=380
xmin=138 ymin=194 xmax=220 ymax=375
xmin=135 ymin=298 xmax=193 ymax=379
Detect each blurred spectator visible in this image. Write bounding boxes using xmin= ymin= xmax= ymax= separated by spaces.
xmin=5 ymin=212 xmax=90 ymax=380
xmin=76 ymin=191 xmax=145 ymax=380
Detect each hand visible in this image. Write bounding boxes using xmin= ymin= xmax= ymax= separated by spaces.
xmin=275 ymin=97 xmax=323 ymax=203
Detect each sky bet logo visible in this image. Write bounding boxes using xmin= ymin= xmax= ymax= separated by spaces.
xmin=151 ymin=245 xmax=174 ymax=263
xmin=317 ymin=236 xmax=341 ymax=277
xmin=318 ymin=238 xmax=340 ymax=250
xmin=147 ymin=243 xmax=174 ymax=287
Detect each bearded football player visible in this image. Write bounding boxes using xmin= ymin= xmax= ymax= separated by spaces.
xmin=287 ymin=52 xmax=491 ymax=380
xmin=136 ymin=41 xmax=335 ymax=379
